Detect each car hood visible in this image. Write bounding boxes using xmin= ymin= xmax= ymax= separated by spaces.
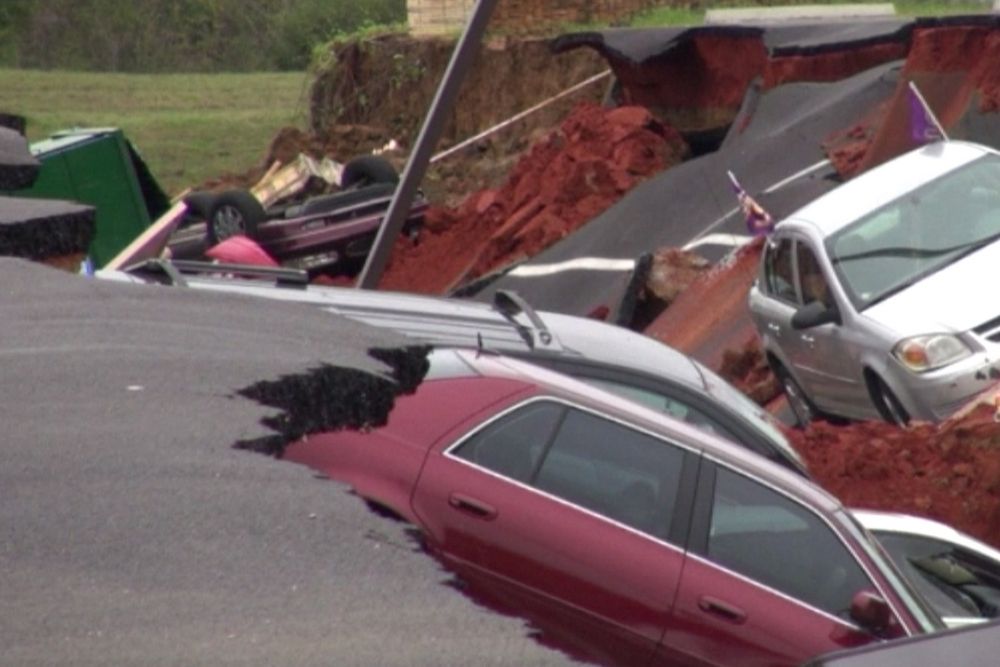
xmin=862 ymin=240 xmax=1000 ymax=335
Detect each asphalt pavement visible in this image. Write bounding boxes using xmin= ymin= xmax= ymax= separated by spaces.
xmin=0 ymin=258 xmax=575 ymax=666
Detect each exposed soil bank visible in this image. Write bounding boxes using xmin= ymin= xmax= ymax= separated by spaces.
xmin=308 ymin=34 xmax=610 ymax=207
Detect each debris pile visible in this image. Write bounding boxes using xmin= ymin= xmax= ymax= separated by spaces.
xmin=379 ymin=102 xmax=688 ymax=293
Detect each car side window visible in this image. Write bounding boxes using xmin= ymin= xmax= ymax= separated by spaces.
xmin=584 ymin=377 xmax=738 ymax=441
xmin=708 ymin=467 xmax=871 ymax=617
xmin=796 ymin=243 xmax=833 ymax=308
xmin=533 ymin=408 xmax=684 ymax=540
xmin=452 ymin=401 xmax=563 ymax=483
xmin=763 ymin=237 xmax=797 ymax=303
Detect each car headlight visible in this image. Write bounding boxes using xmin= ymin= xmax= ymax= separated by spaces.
xmin=893 ymin=334 xmax=972 ymax=372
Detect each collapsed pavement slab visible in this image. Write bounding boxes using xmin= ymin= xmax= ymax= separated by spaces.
xmin=0 ymin=259 xmax=575 ymax=667
xmin=0 ymin=195 xmax=95 ymax=267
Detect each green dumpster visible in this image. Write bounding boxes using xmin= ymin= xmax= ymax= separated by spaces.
xmin=9 ymin=128 xmax=170 ymax=268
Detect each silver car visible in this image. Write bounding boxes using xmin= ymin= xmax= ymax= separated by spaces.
xmin=98 ymin=259 xmax=808 ymax=475
xmin=748 ymin=140 xmax=1000 ymax=425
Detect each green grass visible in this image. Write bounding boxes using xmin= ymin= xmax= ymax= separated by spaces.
xmin=1 ymin=68 xmax=311 ymax=196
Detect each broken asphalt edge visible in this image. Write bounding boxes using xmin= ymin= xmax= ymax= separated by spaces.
xmin=233 ymin=344 xmax=431 ymax=457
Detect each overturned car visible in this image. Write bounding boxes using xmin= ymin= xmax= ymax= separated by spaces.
xmin=169 ymin=155 xmax=426 ymax=277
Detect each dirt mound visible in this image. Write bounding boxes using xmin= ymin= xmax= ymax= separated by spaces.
xmin=793 ymin=398 xmax=1000 ymax=548
xmin=378 ymin=102 xmax=688 ymax=293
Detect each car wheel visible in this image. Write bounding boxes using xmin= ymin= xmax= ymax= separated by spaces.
xmin=775 ymin=364 xmax=816 ymax=428
xmin=205 ymin=190 xmax=265 ymax=245
xmin=339 ymin=155 xmax=399 ymax=189
xmin=870 ymin=375 xmax=910 ymax=427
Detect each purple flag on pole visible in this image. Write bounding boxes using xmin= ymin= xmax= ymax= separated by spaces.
xmin=908 ymin=82 xmax=946 ymax=144
xmin=727 ymin=171 xmax=774 ymax=236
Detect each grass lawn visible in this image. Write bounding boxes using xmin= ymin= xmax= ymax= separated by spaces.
xmin=1 ymin=68 xmax=311 ymax=196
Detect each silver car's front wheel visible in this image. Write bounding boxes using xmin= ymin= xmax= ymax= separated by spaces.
xmin=776 ymin=365 xmax=815 ymax=428
xmin=871 ymin=375 xmax=910 ymax=427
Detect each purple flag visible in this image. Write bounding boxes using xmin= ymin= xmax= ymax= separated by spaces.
xmin=908 ymin=82 xmax=946 ymax=144
xmin=727 ymin=171 xmax=774 ymax=236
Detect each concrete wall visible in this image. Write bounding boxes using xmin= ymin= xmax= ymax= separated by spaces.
xmin=407 ymin=0 xmax=659 ymax=35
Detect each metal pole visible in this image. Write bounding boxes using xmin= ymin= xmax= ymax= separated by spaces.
xmin=356 ymin=0 xmax=499 ymax=289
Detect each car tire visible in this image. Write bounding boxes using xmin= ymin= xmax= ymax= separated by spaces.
xmin=869 ymin=375 xmax=910 ymax=427
xmin=774 ymin=363 xmax=817 ymax=428
xmin=340 ymin=155 xmax=399 ymax=190
xmin=205 ymin=190 xmax=266 ymax=245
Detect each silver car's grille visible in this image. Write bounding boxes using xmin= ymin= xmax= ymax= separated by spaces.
xmin=974 ymin=315 xmax=1000 ymax=342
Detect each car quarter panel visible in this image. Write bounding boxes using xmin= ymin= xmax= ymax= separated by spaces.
xmin=282 ymin=376 xmax=531 ymax=523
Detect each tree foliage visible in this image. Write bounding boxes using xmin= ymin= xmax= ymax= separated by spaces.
xmin=1 ymin=0 xmax=405 ymax=72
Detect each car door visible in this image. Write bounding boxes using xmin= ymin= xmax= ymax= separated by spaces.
xmin=751 ymin=234 xmax=807 ymax=372
xmin=790 ymin=240 xmax=866 ymax=412
xmin=660 ymin=462 xmax=895 ymax=667
xmin=411 ymin=398 xmax=699 ymax=667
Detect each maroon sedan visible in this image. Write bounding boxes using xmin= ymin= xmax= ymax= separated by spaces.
xmin=284 ymin=349 xmax=942 ymax=666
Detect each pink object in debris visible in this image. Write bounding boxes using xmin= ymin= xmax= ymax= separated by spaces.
xmin=205 ymin=235 xmax=280 ymax=267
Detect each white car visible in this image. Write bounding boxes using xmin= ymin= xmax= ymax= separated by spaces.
xmin=748 ymin=140 xmax=1000 ymax=425
xmin=855 ymin=509 xmax=1000 ymax=628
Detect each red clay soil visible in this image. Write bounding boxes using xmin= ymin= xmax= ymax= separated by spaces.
xmin=643 ymin=237 xmax=764 ymax=373
xmin=378 ymin=102 xmax=688 ymax=293
xmin=763 ymin=42 xmax=909 ymax=89
xmin=792 ymin=396 xmax=1000 ymax=550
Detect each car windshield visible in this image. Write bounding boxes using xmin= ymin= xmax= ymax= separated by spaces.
xmin=828 ymin=154 xmax=1000 ymax=311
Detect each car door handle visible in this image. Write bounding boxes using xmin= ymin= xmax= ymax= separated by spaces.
xmin=800 ymin=334 xmax=815 ymax=344
xmin=448 ymin=493 xmax=498 ymax=520
xmin=767 ymin=323 xmax=781 ymax=333
xmin=698 ymin=596 xmax=747 ymax=624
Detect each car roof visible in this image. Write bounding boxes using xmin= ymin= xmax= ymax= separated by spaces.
xmin=779 ymin=140 xmax=993 ymax=238
xmin=100 ymin=260 xmax=709 ymax=391
xmin=454 ymin=349 xmax=840 ymax=513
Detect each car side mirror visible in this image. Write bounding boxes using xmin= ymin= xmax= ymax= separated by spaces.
xmin=791 ymin=300 xmax=840 ymax=329
xmin=849 ymin=590 xmax=892 ymax=636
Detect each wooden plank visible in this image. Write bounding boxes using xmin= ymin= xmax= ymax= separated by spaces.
xmin=103 ymin=201 xmax=188 ymax=270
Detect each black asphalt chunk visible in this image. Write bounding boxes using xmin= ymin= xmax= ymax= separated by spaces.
xmin=551 ymin=19 xmax=913 ymax=65
xmin=551 ymin=25 xmax=759 ymax=64
xmin=0 ymin=195 xmax=95 ymax=259
xmin=476 ymin=60 xmax=903 ymax=316
xmin=0 ymin=111 xmax=27 ymax=135
xmin=761 ymin=19 xmax=911 ymax=54
xmin=0 ymin=126 xmax=40 ymax=190
xmin=0 ymin=259 xmax=575 ymax=666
